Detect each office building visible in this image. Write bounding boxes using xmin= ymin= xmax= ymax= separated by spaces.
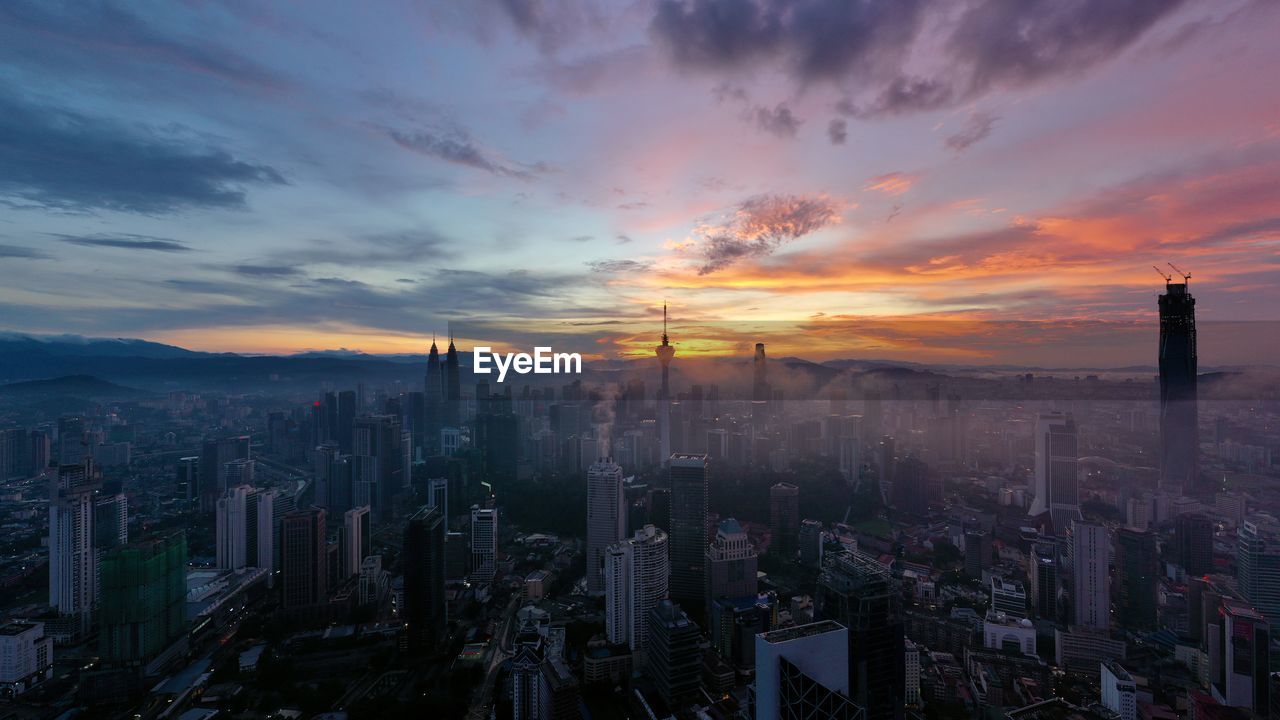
xmin=0 ymin=621 xmax=53 ymax=696
xmin=769 ymin=482 xmax=800 ymax=555
xmin=1114 ymin=528 xmax=1158 ymax=630
xmin=1028 ymin=413 xmax=1080 ymax=533
xmin=706 ymin=518 xmax=758 ymax=618
xmin=341 ymin=505 xmax=371 ymax=579
xmin=586 ymin=458 xmax=626 ymax=595
xmin=1072 ymin=522 xmax=1110 ymax=631
xmin=1158 ymin=278 xmax=1200 ymax=494
xmin=198 ymin=436 xmax=250 ymax=512
xmin=991 ymin=577 xmax=1027 ymax=618
xmin=1214 ymin=598 xmax=1269 ymax=712
xmin=1175 ymin=513 xmax=1214 ymax=575
xmin=352 ymin=415 xmax=404 ymax=521
xmin=604 ymin=525 xmax=669 ymax=659
xmin=668 ymin=454 xmax=709 ymax=618
xmin=646 ymin=600 xmax=700 ymax=709
xmin=1101 ymin=660 xmax=1137 ymax=720
xmin=1030 ymin=542 xmax=1060 ymax=621
xmin=1236 ymin=520 xmax=1280 ymax=627
xmin=754 ymin=621 xmax=859 ymax=720
xmin=403 ymin=505 xmax=446 ymax=654
xmin=48 ymin=461 xmax=99 ymax=636
xmin=799 ymin=519 xmax=824 ymax=568
xmin=280 ymin=508 xmax=327 ymax=609
xmin=470 ymin=506 xmax=498 ymax=583
xmin=816 ymin=550 xmax=903 ymax=720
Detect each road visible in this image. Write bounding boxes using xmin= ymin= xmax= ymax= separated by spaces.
xmin=465 ymin=595 xmax=522 ymax=720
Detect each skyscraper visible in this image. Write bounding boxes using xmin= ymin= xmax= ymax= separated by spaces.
xmin=198 ymin=435 xmax=250 ymax=513
xmin=403 ymin=505 xmax=446 ymax=654
xmin=1175 ymin=513 xmax=1214 ymax=575
xmin=352 ymin=414 xmax=404 ymax=521
xmin=668 ymin=454 xmax=709 ymax=619
xmin=1028 ymin=412 xmax=1080 ymax=533
xmin=706 ymin=518 xmax=758 ymax=619
xmin=341 ymin=505 xmax=371 ymax=579
xmin=754 ymin=621 xmax=859 ymax=720
xmin=1030 ymin=542 xmax=1060 ymax=621
xmin=769 ymin=482 xmax=799 ymax=555
xmin=586 ymin=458 xmax=625 ymax=595
xmin=470 ymin=506 xmax=498 ymax=583
xmin=646 ymin=600 xmax=701 ymax=708
xmin=98 ymin=531 xmax=187 ymax=669
xmin=336 ymin=389 xmax=356 ymax=454
xmin=816 ymin=550 xmax=904 ymax=720
xmin=1071 ymin=521 xmax=1110 ymax=631
xmin=1236 ymin=520 xmax=1280 ymax=626
xmin=1158 ymin=277 xmax=1200 ymax=494
xmin=655 ymin=305 xmax=675 ymax=465
xmin=216 ymin=485 xmax=252 ymax=570
xmin=1114 ymin=528 xmax=1158 ymax=630
xmin=280 ymin=508 xmax=327 ymax=609
xmin=48 ymin=461 xmax=99 ymax=636
xmin=424 ymin=338 xmax=443 ymax=455
xmin=603 ymin=524 xmax=669 ymax=658
xmin=752 ymin=342 xmax=770 ymax=423
xmin=445 ymin=337 xmax=461 ymax=427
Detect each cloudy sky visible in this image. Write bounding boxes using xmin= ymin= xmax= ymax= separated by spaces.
xmin=1 ymin=0 xmax=1278 ymax=364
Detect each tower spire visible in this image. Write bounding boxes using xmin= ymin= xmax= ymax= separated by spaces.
xmin=661 ymin=303 xmax=669 ymax=347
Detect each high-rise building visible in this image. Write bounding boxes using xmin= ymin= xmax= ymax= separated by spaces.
xmin=336 ymin=390 xmax=356 ymax=454
xmin=1030 ymin=542 xmax=1060 ymax=621
xmin=1029 ymin=413 xmax=1080 ymax=533
xmin=1214 ymin=597 xmax=1270 ymax=713
xmin=216 ymin=485 xmax=252 ymax=570
xmin=470 ymin=506 xmax=498 ymax=583
xmin=816 ymin=550 xmax=904 ymax=720
xmin=1114 ymin=528 xmax=1158 ymax=630
xmin=0 ymin=621 xmax=53 ymax=696
xmin=1236 ymin=520 xmax=1280 ymax=626
xmin=403 ymin=505 xmax=446 ymax=654
xmin=424 ymin=339 xmax=444 ymax=456
xmin=280 ymin=508 xmax=327 ymax=609
xmin=799 ymin=519 xmax=825 ymax=568
xmin=352 ymin=414 xmax=404 ymax=521
xmin=1100 ymin=660 xmax=1137 ymax=720
xmin=586 ymin=459 xmax=626 ymax=595
xmin=1175 ymin=513 xmax=1214 ymax=575
xmin=198 ymin=436 xmax=250 ymax=513
xmin=341 ymin=505 xmax=371 ymax=579
xmin=57 ymin=416 xmax=86 ymax=466
xmin=706 ymin=518 xmax=758 ymax=618
xmin=1072 ymin=522 xmax=1110 ymax=631
xmin=48 ymin=461 xmax=98 ymax=636
xmin=177 ymin=456 xmax=199 ymax=504
xmin=904 ymin=639 xmax=920 ymax=707
xmin=604 ymin=524 xmax=669 ymax=659
xmin=445 ymin=337 xmax=461 ymax=427
xmin=1158 ymin=278 xmax=1200 ymax=495
xmin=98 ymin=531 xmax=187 ymax=669
xmin=655 ymin=305 xmax=675 ymax=465
xmin=646 ymin=600 xmax=701 ymax=709
xmin=668 ymin=454 xmax=709 ymax=619
xmin=769 ymin=482 xmax=800 ymax=555
xmin=754 ymin=621 xmax=859 ymax=720
xmin=991 ymin=577 xmax=1028 ymax=618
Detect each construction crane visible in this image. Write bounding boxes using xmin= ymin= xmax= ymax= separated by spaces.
xmin=1153 ymin=265 xmax=1172 ymax=283
xmin=1168 ymin=263 xmax=1191 ymax=283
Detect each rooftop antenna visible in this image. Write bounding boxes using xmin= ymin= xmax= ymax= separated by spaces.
xmin=1152 ymin=265 xmax=1172 ymax=283
xmin=1168 ymin=263 xmax=1191 ymax=284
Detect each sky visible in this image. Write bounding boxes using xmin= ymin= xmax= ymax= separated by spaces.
xmin=0 ymin=0 xmax=1278 ymax=365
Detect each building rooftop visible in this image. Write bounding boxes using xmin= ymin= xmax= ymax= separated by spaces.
xmin=760 ymin=620 xmax=845 ymax=644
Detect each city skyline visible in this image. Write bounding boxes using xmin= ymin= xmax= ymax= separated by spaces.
xmin=1 ymin=1 xmax=1278 ymax=361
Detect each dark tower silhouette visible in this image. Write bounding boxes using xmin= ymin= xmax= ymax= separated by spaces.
xmin=656 ymin=305 xmax=675 ymax=464
xmin=1158 ymin=270 xmax=1199 ymax=494
xmin=425 ymin=337 xmax=443 ymax=455
xmin=668 ymin=454 xmax=709 ymax=622
xmin=445 ymin=336 xmax=461 ymax=427
xmin=403 ymin=505 xmax=446 ymax=654
xmin=752 ymin=342 xmax=770 ymax=425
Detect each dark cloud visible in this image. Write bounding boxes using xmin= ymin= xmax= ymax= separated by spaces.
xmin=752 ymin=103 xmax=801 ymax=138
xmin=53 ymin=233 xmax=191 ymax=252
xmin=587 ymin=259 xmax=653 ymax=273
xmin=0 ymin=93 xmax=285 ymax=213
xmin=230 ymin=264 xmax=302 ymax=277
xmin=827 ymin=118 xmax=848 ymax=145
xmin=567 ymin=235 xmax=594 ymax=243
xmin=386 ymin=125 xmax=545 ymax=179
xmin=270 ymin=231 xmax=457 ymax=269
xmin=695 ymin=194 xmax=840 ymax=274
xmin=944 ymin=111 xmax=999 ymax=152
xmin=0 ymin=244 xmax=49 ymax=259
xmin=652 ymin=0 xmax=1185 ymax=116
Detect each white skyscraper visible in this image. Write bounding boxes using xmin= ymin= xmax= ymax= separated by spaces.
xmin=470 ymin=506 xmax=498 ymax=583
xmin=586 ymin=458 xmax=626 ymax=595
xmin=48 ymin=464 xmax=97 ymax=635
xmin=754 ymin=621 xmax=853 ymax=720
xmin=1029 ymin=412 xmax=1080 ymax=532
xmin=1072 ymin=521 xmax=1110 ymax=631
xmin=603 ymin=524 xmax=669 ymax=660
xmin=216 ymin=485 xmax=252 ymax=570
